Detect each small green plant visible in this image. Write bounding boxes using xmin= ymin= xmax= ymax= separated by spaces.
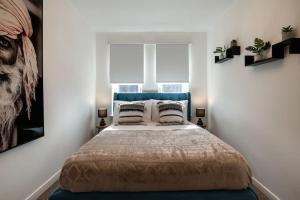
xmin=282 ymin=25 xmax=294 ymax=32
xmin=213 ymin=46 xmax=226 ymax=56
xmin=245 ymin=38 xmax=271 ymax=55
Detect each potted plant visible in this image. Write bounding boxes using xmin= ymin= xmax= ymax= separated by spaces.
xmin=281 ymin=25 xmax=294 ymax=41
xmin=213 ymin=46 xmax=226 ymax=59
xmin=231 ymin=40 xmax=238 ymax=47
xmin=245 ymin=38 xmax=271 ymax=61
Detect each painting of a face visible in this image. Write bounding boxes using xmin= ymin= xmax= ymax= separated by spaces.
xmin=0 ymin=0 xmax=43 ymax=153
xmin=0 ymin=36 xmax=23 ymax=102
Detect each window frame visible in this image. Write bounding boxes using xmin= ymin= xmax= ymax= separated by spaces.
xmin=157 ymin=82 xmax=189 ymax=93
xmin=111 ymin=83 xmax=143 ymax=94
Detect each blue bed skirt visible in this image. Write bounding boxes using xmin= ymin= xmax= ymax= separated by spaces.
xmin=49 ymin=187 xmax=258 ymax=200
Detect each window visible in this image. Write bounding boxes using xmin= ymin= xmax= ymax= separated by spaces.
xmin=156 ymin=44 xmax=189 ymax=83
xmin=112 ymin=84 xmax=142 ymax=93
xmin=158 ymin=83 xmax=189 ymax=93
xmin=110 ymin=44 xmax=144 ymax=83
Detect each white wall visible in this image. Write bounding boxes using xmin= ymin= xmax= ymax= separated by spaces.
xmin=96 ymin=32 xmax=207 ymax=122
xmin=207 ymin=0 xmax=300 ymax=199
xmin=0 ymin=0 xmax=96 ymax=199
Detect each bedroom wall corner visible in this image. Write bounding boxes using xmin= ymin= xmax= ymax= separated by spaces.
xmin=0 ymin=0 xmax=96 ymax=199
xmin=207 ymin=0 xmax=300 ymax=199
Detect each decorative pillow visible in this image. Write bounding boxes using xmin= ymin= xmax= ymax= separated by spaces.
xmin=113 ymin=100 xmax=152 ymax=123
xmin=157 ymin=101 xmax=184 ymax=125
xmin=118 ymin=103 xmax=145 ymax=125
xmin=152 ymin=100 xmax=188 ymax=122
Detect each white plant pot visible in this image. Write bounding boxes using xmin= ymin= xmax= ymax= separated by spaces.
xmin=219 ymin=54 xmax=225 ymax=59
xmin=255 ymin=54 xmax=265 ymax=62
xmin=282 ymin=31 xmax=294 ymax=41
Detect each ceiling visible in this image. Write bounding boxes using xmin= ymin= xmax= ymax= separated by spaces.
xmin=71 ymin=0 xmax=237 ymax=32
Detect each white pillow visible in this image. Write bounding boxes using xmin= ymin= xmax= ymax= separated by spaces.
xmin=151 ymin=99 xmax=188 ymax=122
xmin=113 ymin=100 xmax=152 ymax=124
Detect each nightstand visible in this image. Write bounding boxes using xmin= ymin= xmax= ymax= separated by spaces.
xmin=195 ymin=123 xmax=207 ymax=129
xmin=200 ymin=125 xmax=207 ymax=129
xmin=96 ymin=125 xmax=109 ymax=133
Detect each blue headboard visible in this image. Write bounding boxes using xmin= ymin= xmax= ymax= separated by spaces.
xmin=113 ymin=92 xmax=191 ymax=121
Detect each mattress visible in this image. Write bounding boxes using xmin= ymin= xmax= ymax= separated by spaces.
xmin=59 ymin=123 xmax=252 ymax=192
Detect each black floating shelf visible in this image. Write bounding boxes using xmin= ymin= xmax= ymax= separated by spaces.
xmin=245 ymin=38 xmax=300 ymax=66
xmin=215 ymin=46 xmax=240 ymax=64
xmin=215 ymin=57 xmax=233 ymax=63
xmin=245 ymin=57 xmax=282 ymax=66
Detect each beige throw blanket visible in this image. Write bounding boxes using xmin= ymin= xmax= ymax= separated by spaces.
xmin=60 ymin=128 xmax=251 ymax=192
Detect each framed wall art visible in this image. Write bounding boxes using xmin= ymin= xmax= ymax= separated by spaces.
xmin=0 ymin=0 xmax=43 ymax=153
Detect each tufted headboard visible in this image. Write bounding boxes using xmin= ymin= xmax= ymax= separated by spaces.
xmin=113 ymin=92 xmax=191 ymax=121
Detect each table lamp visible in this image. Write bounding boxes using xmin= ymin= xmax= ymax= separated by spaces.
xmin=98 ymin=108 xmax=107 ymax=126
xmin=196 ymin=108 xmax=205 ymax=126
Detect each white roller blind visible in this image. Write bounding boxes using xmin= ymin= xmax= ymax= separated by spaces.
xmin=156 ymin=44 xmax=189 ymax=83
xmin=110 ymin=44 xmax=144 ymax=83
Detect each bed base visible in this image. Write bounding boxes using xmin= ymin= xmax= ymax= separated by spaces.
xmin=49 ymin=187 xmax=258 ymax=200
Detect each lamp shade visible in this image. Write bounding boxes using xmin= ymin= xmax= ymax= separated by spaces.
xmin=98 ymin=108 xmax=107 ymax=118
xmin=196 ymin=108 xmax=205 ymax=117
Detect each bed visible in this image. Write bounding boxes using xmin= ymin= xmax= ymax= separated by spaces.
xmin=49 ymin=92 xmax=258 ymax=200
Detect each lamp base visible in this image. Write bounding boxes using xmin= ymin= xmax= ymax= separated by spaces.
xmin=99 ymin=118 xmax=106 ymax=126
xmin=197 ymin=118 xmax=203 ymax=127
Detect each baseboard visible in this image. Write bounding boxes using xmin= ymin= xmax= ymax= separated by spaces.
xmin=25 ymin=169 xmax=61 ymax=200
xmin=252 ymin=177 xmax=280 ymax=200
